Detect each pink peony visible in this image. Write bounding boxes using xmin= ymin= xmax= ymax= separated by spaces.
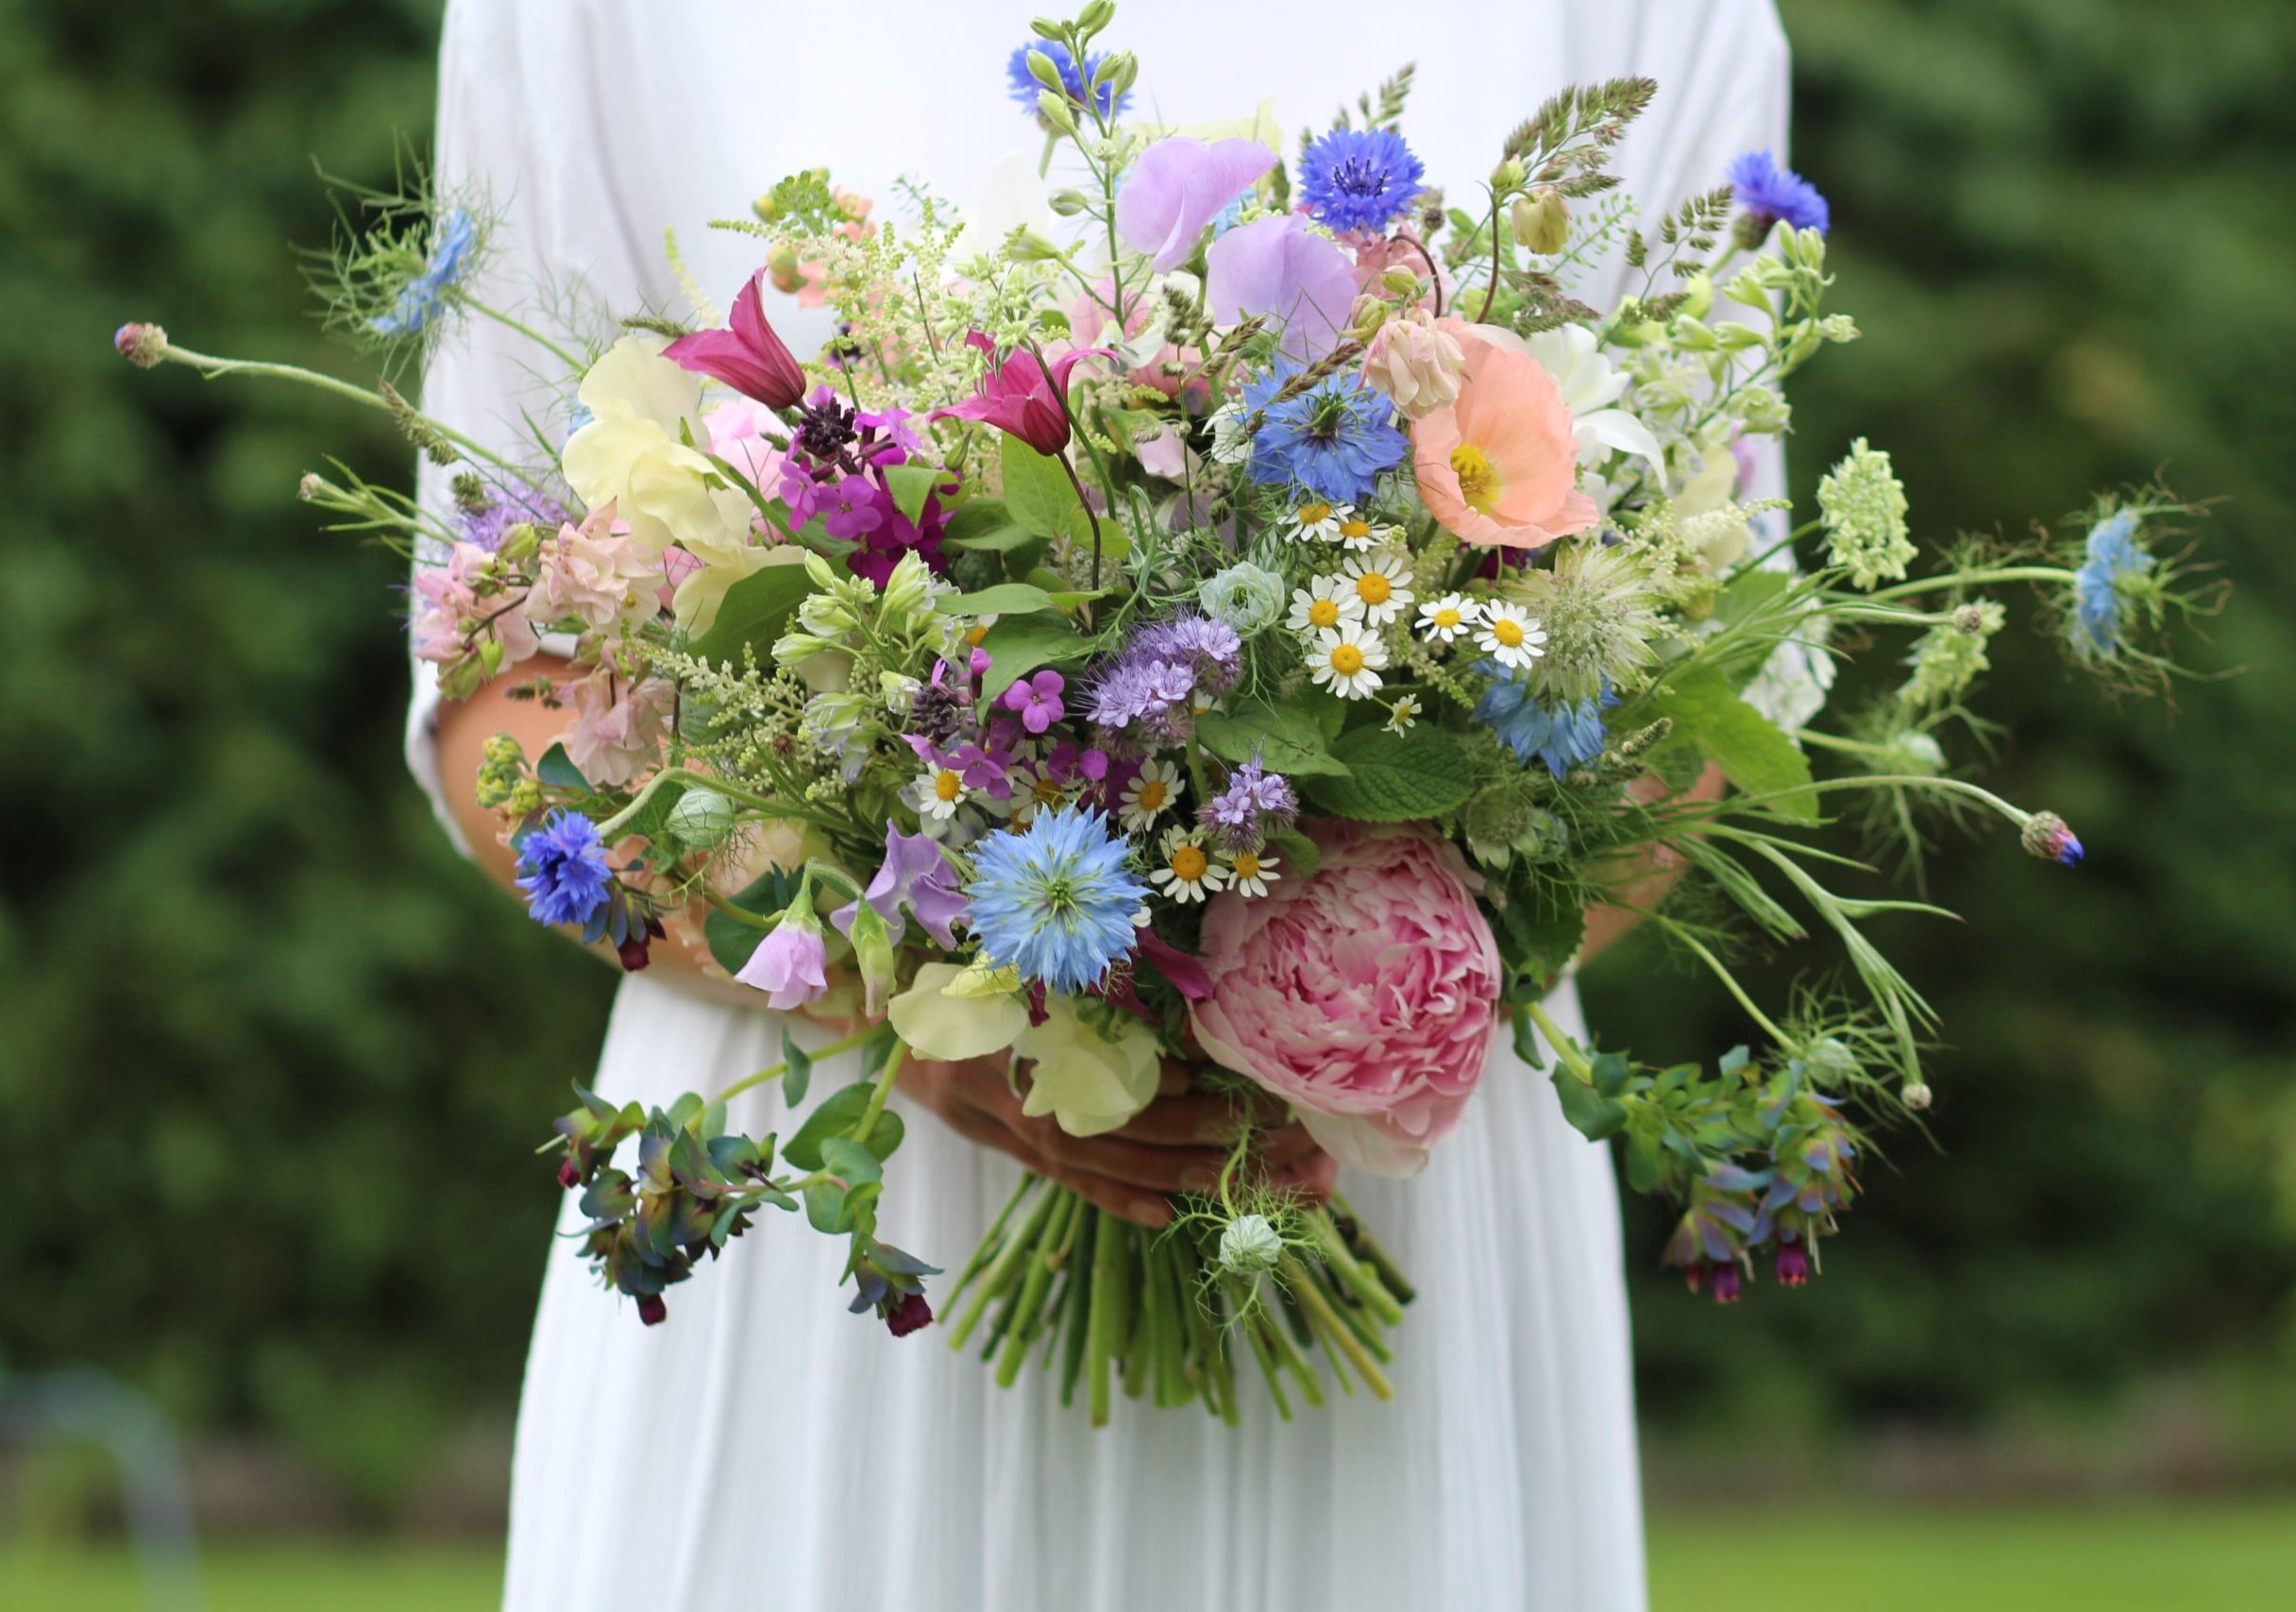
xmin=1188 ymin=820 xmax=1502 ymax=1176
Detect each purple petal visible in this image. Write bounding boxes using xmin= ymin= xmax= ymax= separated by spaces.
xmin=1205 ymin=213 xmax=1357 ymax=363
xmin=1116 ymin=137 xmax=1275 ymax=274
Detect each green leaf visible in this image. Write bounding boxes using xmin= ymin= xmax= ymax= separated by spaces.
xmin=1551 ymin=1067 xmax=1629 ymax=1142
xmin=686 ymin=563 xmax=817 ymax=670
xmin=817 ymin=1136 xmax=885 ymax=1188
xmin=535 ymin=743 xmax=589 ymax=792
xmin=943 ymin=498 xmax=1038 ymax=555
xmin=1646 ymin=666 xmax=1816 ymax=821
xmin=882 ymin=462 xmax=956 ymax=526
xmin=1194 ymin=698 xmax=1351 ymax=779
xmin=1266 ymin=826 xmax=1321 ymax=882
xmin=1495 ymin=872 xmax=1587 ymax=983
xmin=803 ymin=1178 xmax=853 ymax=1233
xmin=1002 ymin=435 xmax=1084 ymax=542
xmin=782 ymin=1084 xmax=907 ymax=1171
xmin=978 ymin=614 xmax=1092 ymax=701
xmin=780 ymin=1027 xmax=813 ymax=1107
xmin=1301 ymin=724 xmax=1476 ymax=821
xmin=939 ymin=582 xmax=1061 ymax=619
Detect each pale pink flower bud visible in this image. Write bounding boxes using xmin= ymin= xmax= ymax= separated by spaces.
xmin=1359 ymin=307 xmax=1465 ymax=421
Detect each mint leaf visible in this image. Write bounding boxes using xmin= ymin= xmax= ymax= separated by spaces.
xmin=1194 ymin=698 xmax=1350 ymax=779
xmin=1301 ymin=724 xmax=1475 ymax=821
xmin=1646 ymin=666 xmax=1816 ymax=821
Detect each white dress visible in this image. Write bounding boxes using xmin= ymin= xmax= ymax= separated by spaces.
xmin=408 ymin=5 xmax=1792 ymax=1608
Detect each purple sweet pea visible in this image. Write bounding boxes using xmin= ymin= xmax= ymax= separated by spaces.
xmin=835 ymin=824 xmax=969 ymax=948
xmin=734 ymin=916 xmax=830 ymax=1010
xmin=1206 ymin=212 xmax=1358 ymax=363
xmin=1116 ymin=137 xmax=1277 ymax=273
xmin=999 ymin=670 xmax=1067 ymax=735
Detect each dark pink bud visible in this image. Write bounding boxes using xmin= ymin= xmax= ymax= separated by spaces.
xmin=1775 ymin=1242 xmax=1811 ymax=1287
xmin=636 ymin=1293 xmax=668 ymax=1327
xmin=664 ymin=271 xmax=806 ymax=410
xmin=556 ymin=1157 xmax=582 ymax=1191
xmin=885 ymin=1290 xmax=933 ymax=1337
xmin=1708 ymin=1261 xmax=1743 ymax=1304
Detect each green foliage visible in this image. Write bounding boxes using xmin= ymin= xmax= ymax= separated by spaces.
xmin=1300 ymin=724 xmax=1474 ymax=820
xmin=685 ymin=563 xmax=815 ymax=670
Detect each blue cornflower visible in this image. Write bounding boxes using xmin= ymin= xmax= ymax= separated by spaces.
xmin=1242 ymin=361 xmax=1409 ymax=506
xmin=1475 ymin=664 xmax=1617 ymax=777
xmin=966 ymin=806 xmax=1151 ymax=994
xmin=2070 ymin=510 xmax=2152 ymax=659
xmin=370 ymin=208 xmax=477 ymax=337
xmin=1727 ymin=151 xmax=1830 ymax=236
xmin=1004 ymin=42 xmax=1132 ymax=122
xmin=515 ymin=810 xmax=613 ymax=927
xmin=1298 ymin=127 xmax=1426 ymax=235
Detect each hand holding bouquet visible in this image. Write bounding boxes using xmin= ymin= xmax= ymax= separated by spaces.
xmin=120 ymin=3 xmax=2220 ymax=1421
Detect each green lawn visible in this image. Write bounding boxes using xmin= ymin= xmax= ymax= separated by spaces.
xmin=3 ymin=1503 xmax=2291 ymax=1609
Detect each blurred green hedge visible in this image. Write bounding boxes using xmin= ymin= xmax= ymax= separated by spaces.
xmin=2 ymin=0 xmax=2290 ymax=1506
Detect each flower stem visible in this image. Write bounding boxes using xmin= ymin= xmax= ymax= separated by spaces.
xmin=1056 ymin=448 xmax=1104 ymax=590
xmin=1862 ymin=566 xmax=2076 ymax=603
xmin=1085 ymin=1203 xmax=1129 ymax=1426
xmin=447 ymin=290 xmax=587 ymax=374
xmin=152 ymin=341 xmax=515 ymax=470
xmin=708 ymin=1024 xmax=876 ymax=1105
xmin=1521 ymin=997 xmax=1595 ymax=1084
xmin=1281 ymin=1253 xmax=1393 ymax=1400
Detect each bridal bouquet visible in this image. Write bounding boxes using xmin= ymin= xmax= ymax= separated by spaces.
xmin=120 ymin=3 xmax=2216 ymax=1423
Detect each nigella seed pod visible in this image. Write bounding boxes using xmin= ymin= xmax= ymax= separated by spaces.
xmin=1217 ymin=1213 xmax=1284 ymax=1277
xmin=2020 ymin=810 xmax=2085 ymax=868
xmin=1902 ymin=1081 xmax=1933 ymax=1112
xmin=666 ymin=788 xmax=738 ymax=850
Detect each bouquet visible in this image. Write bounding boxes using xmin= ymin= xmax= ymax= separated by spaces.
xmin=119 ymin=3 xmax=2218 ymax=1424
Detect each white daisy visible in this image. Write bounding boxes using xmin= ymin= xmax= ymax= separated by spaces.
xmin=1333 ymin=511 xmax=1396 ymax=551
xmin=1223 ymin=846 xmax=1281 ymax=898
xmin=912 ymin=762 xmax=972 ymax=822
xmin=1282 ymin=498 xmax=1350 ymax=544
xmin=1119 ymin=758 xmax=1184 ymax=832
xmin=1150 ymin=826 xmax=1228 ymax=904
xmin=1006 ymin=761 xmax=1073 ymax=827
xmin=1343 ymin=551 xmax=1415 ymax=627
xmin=1384 ymin=696 xmax=1421 ymax=734
xmin=1475 ymin=600 xmax=1549 ymax=670
xmin=1416 ymin=592 xmax=1479 ymax=645
xmin=1285 ymin=574 xmax=1364 ymax=636
xmin=1308 ymin=621 xmax=1390 ymax=700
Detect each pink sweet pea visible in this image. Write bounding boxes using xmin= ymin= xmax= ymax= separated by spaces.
xmin=734 ymin=913 xmax=830 ymax=1011
xmin=664 ymin=269 xmax=806 ymax=410
xmin=930 ymin=331 xmax=1107 ymax=455
xmin=1115 ymin=136 xmax=1275 ymax=273
xmin=1205 ymin=212 xmax=1358 ymax=364
xmin=1189 ymin=820 xmax=1503 ymax=1176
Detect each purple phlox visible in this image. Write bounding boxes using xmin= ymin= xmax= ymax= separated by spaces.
xmin=1116 ymin=136 xmax=1277 ymax=273
xmin=832 ymin=823 xmax=969 ymax=949
xmin=999 ymin=669 xmax=1068 ymax=735
xmin=1205 ymin=212 xmax=1359 ymax=364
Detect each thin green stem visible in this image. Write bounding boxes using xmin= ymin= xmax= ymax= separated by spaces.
xmin=448 ymin=290 xmax=587 ymax=373
xmin=153 ymin=343 xmax=515 ymax=470
xmin=1863 ymin=566 xmax=2076 ymax=603
xmin=709 ymin=1024 xmax=876 ymax=1105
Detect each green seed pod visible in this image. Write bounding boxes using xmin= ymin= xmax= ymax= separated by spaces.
xmin=1217 ymin=1213 xmax=1284 ymax=1277
xmin=667 ymin=788 xmax=738 ymax=850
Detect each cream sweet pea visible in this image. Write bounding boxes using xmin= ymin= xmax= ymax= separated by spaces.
xmin=561 ymin=335 xmax=753 ymax=556
xmin=1014 ymin=994 xmax=1161 ymax=1138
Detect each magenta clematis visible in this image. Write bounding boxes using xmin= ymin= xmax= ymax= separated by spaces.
xmin=663 ymin=269 xmax=806 ymax=410
xmin=930 ymin=331 xmax=1107 ymax=456
xmin=1205 ymin=212 xmax=1358 ymax=364
xmin=1115 ymin=136 xmax=1275 ymax=273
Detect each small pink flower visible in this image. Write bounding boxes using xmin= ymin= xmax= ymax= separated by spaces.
xmin=930 ymin=331 xmax=1107 ymax=455
xmin=998 ymin=669 xmax=1067 ymax=735
xmin=1114 ymin=136 xmax=1275 ymax=272
xmin=1359 ymin=307 xmax=1465 ymax=420
xmin=734 ymin=912 xmax=830 ymax=1011
xmin=663 ymin=269 xmax=806 ymax=410
xmin=1189 ymin=820 xmax=1502 ymax=1176
xmin=410 ymin=542 xmax=540 ymax=667
xmin=561 ymin=667 xmax=672 ymax=789
xmin=525 ymin=507 xmax=655 ymax=632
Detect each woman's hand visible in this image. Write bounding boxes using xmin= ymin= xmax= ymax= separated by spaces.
xmin=899 ymin=1053 xmax=1335 ymax=1228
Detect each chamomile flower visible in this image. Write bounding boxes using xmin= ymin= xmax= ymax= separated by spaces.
xmin=1120 ymin=759 xmax=1184 ymax=832
xmin=1343 ymin=551 xmax=1414 ymax=627
xmin=1223 ymin=846 xmax=1281 ymax=898
xmin=1334 ymin=510 xmax=1395 ymax=551
xmin=1006 ymin=761 xmax=1074 ymax=827
xmin=912 ymin=762 xmax=973 ymax=822
xmin=1385 ymin=695 xmax=1421 ymax=734
xmin=1284 ymin=498 xmax=1350 ymax=544
xmin=1475 ymin=600 xmax=1548 ymax=670
xmin=1308 ymin=621 xmax=1389 ymax=700
xmin=1287 ymin=574 xmax=1364 ymax=635
xmin=1416 ymin=592 xmax=1479 ymax=645
xmin=1151 ymin=826 xmax=1228 ymax=904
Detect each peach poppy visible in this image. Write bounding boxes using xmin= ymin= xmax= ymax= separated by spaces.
xmin=1410 ymin=322 xmax=1597 ymax=550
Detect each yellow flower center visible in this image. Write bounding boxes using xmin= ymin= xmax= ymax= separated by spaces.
xmin=1354 ymin=572 xmax=1393 ymax=605
xmin=1492 ymin=617 xmax=1525 ymax=648
xmin=1308 ymin=597 xmax=1342 ymax=629
xmin=1329 ymin=643 xmax=1366 ymax=676
xmin=1033 ymin=775 xmax=1064 ymax=805
xmin=1340 ymin=518 xmax=1372 ymax=541
xmin=1170 ymin=844 xmax=1208 ymax=881
xmin=934 ymin=770 xmax=963 ymax=802
xmin=1295 ymin=501 xmax=1332 ymax=526
xmin=1450 ymin=442 xmax=1500 ymax=513
xmin=1135 ymin=778 xmax=1168 ymax=812
xmin=1434 ymin=606 xmax=1461 ymax=629
xmin=1232 ymin=852 xmax=1261 ymax=880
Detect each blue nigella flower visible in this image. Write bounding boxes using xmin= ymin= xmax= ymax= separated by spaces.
xmin=1242 ymin=361 xmax=1410 ymax=506
xmin=1475 ymin=664 xmax=1617 ymax=777
xmin=370 ymin=207 xmax=477 ymax=337
xmin=2070 ymin=509 xmax=2152 ymax=659
xmin=1298 ymin=127 xmax=1426 ymax=235
xmin=1005 ymin=42 xmax=1132 ymax=121
xmin=1727 ymin=151 xmax=1829 ymax=235
xmin=966 ymin=806 xmax=1151 ymax=995
xmin=515 ymin=809 xmax=613 ymax=927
